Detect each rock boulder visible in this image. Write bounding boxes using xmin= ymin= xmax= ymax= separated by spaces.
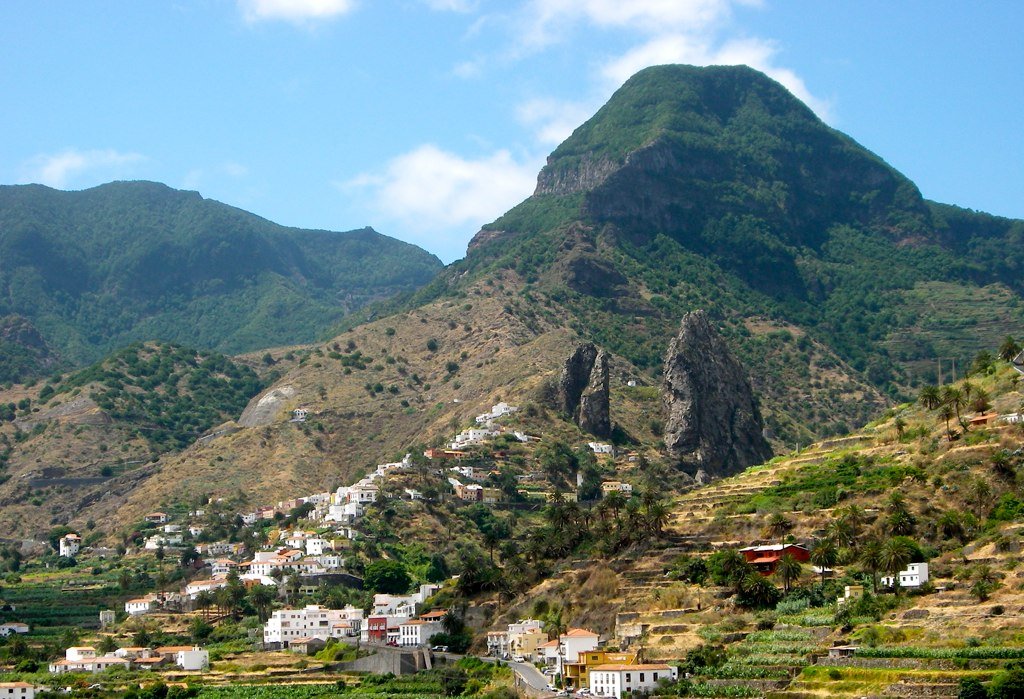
xmin=663 ymin=311 xmax=772 ymax=478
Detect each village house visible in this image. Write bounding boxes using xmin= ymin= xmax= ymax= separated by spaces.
xmin=58 ymin=533 xmax=81 ymax=558
xmin=600 ymin=481 xmax=633 ymax=495
xmin=175 ymin=647 xmax=210 ymax=671
xmin=424 ymin=448 xmax=467 ymax=460
xmin=125 ymin=592 xmax=181 ymax=615
xmin=263 ymin=605 xmax=365 ymax=649
xmin=588 ymin=442 xmax=614 ymax=455
xmin=486 ymin=619 xmax=547 ymax=661
xmin=49 ymin=647 xmax=131 ymax=674
xmin=0 ymin=622 xmax=29 ymax=637
xmin=475 ymin=402 xmax=519 ymax=424
xmin=0 ymin=682 xmax=36 ymax=698
xmin=589 ymin=663 xmax=678 ymax=697
xmin=828 ymin=645 xmax=860 ymax=659
xmin=880 ymin=562 xmax=929 ymax=588
xmin=564 ymin=649 xmax=640 ymax=690
xmin=207 ymin=559 xmax=237 ymax=577
xmin=486 ymin=630 xmax=511 ymax=658
xmin=541 ymin=628 xmax=601 ymax=675
xmin=185 ymin=577 xmax=228 ymax=600
xmin=739 ymin=543 xmax=811 ymax=575
xmin=449 ymin=426 xmax=500 ymax=450
xmin=398 ymin=618 xmax=444 ymax=647
xmin=144 ymin=533 xmax=184 ymax=550
xmin=145 ymin=512 xmax=169 ymax=524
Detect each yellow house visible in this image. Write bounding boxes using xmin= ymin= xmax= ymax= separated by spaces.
xmin=564 ymin=649 xmax=640 ymax=689
xmin=513 ymin=627 xmax=548 ymax=661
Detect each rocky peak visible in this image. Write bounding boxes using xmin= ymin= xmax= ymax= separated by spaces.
xmin=557 ymin=343 xmax=611 ymax=437
xmin=662 ymin=310 xmax=772 ymax=479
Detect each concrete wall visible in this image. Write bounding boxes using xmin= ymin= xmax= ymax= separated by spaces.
xmin=332 ymin=646 xmax=428 ymax=675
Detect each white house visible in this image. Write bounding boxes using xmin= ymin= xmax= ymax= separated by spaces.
xmin=318 ymin=552 xmax=344 ymax=570
xmin=125 ymin=596 xmax=158 ymax=616
xmin=125 ymin=592 xmax=180 ymax=615
xmin=175 ymin=647 xmax=210 ymax=671
xmin=59 ymin=533 xmax=81 ymax=558
xmin=880 ymin=562 xmax=929 ymax=588
xmin=0 ymin=622 xmax=29 ymax=637
xmin=306 ymin=537 xmax=332 ymax=556
xmin=209 ymin=559 xmax=238 ymax=577
xmin=475 ymin=402 xmax=519 ymax=424
xmin=144 ymin=533 xmax=183 ymax=550
xmin=0 ymin=682 xmax=36 ymax=698
xmin=185 ymin=577 xmax=228 ymax=600
xmin=589 ymin=664 xmax=678 ymax=697
xmin=588 ymin=442 xmax=614 ymax=455
xmin=398 ymin=618 xmax=444 ymax=646
xmin=263 ymin=605 xmax=365 ymax=648
xmin=145 ymin=512 xmax=169 ymax=524
xmin=600 ymin=481 xmax=633 ymax=495
xmin=49 ymin=646 xmax=132 ymax=674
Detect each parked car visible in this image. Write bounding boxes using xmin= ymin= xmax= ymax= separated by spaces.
xmin=430 ymin=645 xmax=449 ymax=652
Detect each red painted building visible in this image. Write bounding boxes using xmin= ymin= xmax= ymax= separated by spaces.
xmin=739 ymin=544 xmax=810 ymax=575
xmin=366 ymin=616 xmax=388 ymax=643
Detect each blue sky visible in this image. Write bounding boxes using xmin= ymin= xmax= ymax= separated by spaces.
xmin=2 ymin=1 xmax=1021 ymax=263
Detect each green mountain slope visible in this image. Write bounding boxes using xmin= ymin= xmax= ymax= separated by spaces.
xmin=403 ymin=64 xmax=1024 ymax=442
xmin=0 ymin=181 xmax=443 ymax=373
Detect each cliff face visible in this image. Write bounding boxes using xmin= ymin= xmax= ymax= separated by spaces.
xmin=557 ymin=343 xmax=611 ymax=437
xmin=663 ymin=311 xmax=773 ymax=480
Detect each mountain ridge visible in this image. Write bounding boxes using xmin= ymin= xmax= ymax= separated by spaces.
xmin=0 ymin=180 xmax=444 ymax=375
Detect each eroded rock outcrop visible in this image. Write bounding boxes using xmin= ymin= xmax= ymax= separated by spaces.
xmin=663 ymin=311 xmax=772 ymax=479
xmin=558 ymin=343 xmax=611 ymax=437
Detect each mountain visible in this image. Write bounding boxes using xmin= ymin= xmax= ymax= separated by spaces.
xmin=0 ymin=314 xmax=58 ymax=384
xmin=404 ymin=64 xmax=1024 ymax=444
xmin=0 ymin=181 xmax=443 ymax=375
xmin=4 ymin=64 xmax=1024 ymax=537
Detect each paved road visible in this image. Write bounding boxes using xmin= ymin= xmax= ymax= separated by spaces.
xmin=509 ymin=660 xmax=550 ymax=691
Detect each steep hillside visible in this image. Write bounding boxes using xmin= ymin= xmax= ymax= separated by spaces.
xmin=395 ymin=64 xmax=1024 ymax=444
xmin=0 ymin=342 xmax=267 ymax=536
xmin=0 ymin=181 xmax=443 ymax=376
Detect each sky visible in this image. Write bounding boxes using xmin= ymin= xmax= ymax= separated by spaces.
xmin=2 ymin=1 xmax=1022 ymax=263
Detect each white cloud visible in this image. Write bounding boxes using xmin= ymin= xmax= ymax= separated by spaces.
xmin=222 ymin=161 xmax=250 ymax=177
xmin=422 ymin=0 xmax=476 ymax=11
xmin=516 ymin=97 xmax=595 ymax=145
xmin=181 ymin=162 xmax=249 ymax=192
xmin=339 ymin=144 xmax=540 ymax=261
xmin=238 ymin=0 xmax=355 ymax=24
xmin=519 ymin=0 xmax=740 ymax=50
xmin=601 ymin=33 xmax=832 ymax=120
xmin=21 ymin=148 xmax=145 ymax=189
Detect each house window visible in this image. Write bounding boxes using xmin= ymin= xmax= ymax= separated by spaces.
xmin=640 ymin=673 xmax=645 ymax=682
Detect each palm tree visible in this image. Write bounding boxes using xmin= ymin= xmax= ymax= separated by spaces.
xmin=886 ymin=509 xmax=916 ymax=536
xmin=646 ymin=501 xmax=670 ymax=537
xmin=893 ymin=416 xmax=907 ymax=441
xmin=827 ymin=518 xmax=856 ymax=551
xmin=941 ymin=386 xmax=968 ymax=431
xmin=603 ymin=490 xmax=626 ymax=525
xmin=938 ymin=404 xmax=956 ymax=440
xmin=879 ymin=538 xmax=914 ymax=591
xmin=859 ymin=539 xmax=883 ymax=593
xmin=918 ymin=385 xmax=942 ymax=410
xmin=809 ymin=539 xmax=839 ymax=586
xmin=774 ymin=553 xmax=803 ymax=593
xmin=248 ymin=584 xmax=275 ymax=622
xmin=999 ymin=335 xmax=1021 ymax=362
xmin=764 ymin=512 xmax=793 ymax=540
xmin=195 ymin=590 xmax=213 ymax=621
